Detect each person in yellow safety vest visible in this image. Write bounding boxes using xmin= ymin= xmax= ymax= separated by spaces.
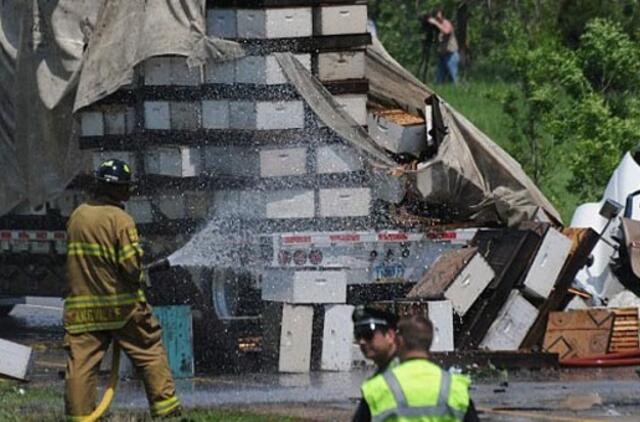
xmin=359 ymin=315 xmax=479 ymax=422
xmin=352 ymin=306 xmax=400 ymax=421
xmin=63 ymin=159 xmax=180 ymax=420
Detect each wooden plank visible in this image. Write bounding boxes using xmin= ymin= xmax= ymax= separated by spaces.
xmin=520 ymin=228 xmax=600 ymax=349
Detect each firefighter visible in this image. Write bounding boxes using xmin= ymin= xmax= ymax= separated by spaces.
xmin=361 ymin=315 xmax=479 ymax=421
xmin=63 ymin=159 xmax=180 ymax=420
xmin=352 ymin=306 xmax=399 ymax=422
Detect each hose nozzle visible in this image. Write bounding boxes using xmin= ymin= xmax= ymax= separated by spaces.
xmin=144 ymin=258 xmax=171 ymax=274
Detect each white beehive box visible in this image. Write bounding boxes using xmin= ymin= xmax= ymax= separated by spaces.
xmin=92 ymin=151 xmax=137 ymax=180
xmin=0 ymin=338 xmax=33 ymax=381
xmin=207 ymin=8 xmax=237 ymax=38
xmin=480 ymin=290 xmax=538 ymax=351
xmin=81 ymin=111 xmax=104 ymax=136
xmin=202 ymin=100 xmax=230 ymax=129
xmin=156 ymin=195 xmax=187 ymax=220
xmin=229 ymin=101 xmax=304 ymax=130
xmin=103 ymin=106 xmax=135 ymax=135
xmin=260 ymin=147 xmax=307 ymax=177
xmin=184 ymin=192 xmax=209 ymax=219
xmin=205 ymin=59 xmax=235 ymax=84
xmin=204 ymin=145 xmax=257 ymax=177
xmin=428 ymin=301 xmax=454 ymax=352
xmin=316 ymin=5 xmax=367 ymax=35
xmin=262 ymin=270 xmax=347 ymax=303
xmin=211 ymin=190 xmax=265 ymax=219
xmin=321 ymin=304 xmax=354 ymax=371
xmin=236 ymin=54 xmax=311 ymax=85
xmin=144 ymin=101 xmax=170 ymax=130
xmin=256 ymin=101 xmax=305 ymax=130
xmin=319 ymin=188 xmax=371 ymax=217
xmin=409 ymin=248 xmax=495 ymax=317
xmin=237 ymin=8 xmax=312 ymax=39
xmin=170 ymin=102 xmax=201 ymax=130
xmin=278 ymin=304 xmax=314 ymax=373
xmin=368 ymin=109 xmax=426 ymax=156
xmin=144 ymin=57 xmax=171 ymax=85
xmin=265 ymin=190 xmax=314 ymax=219
xmin=522 ymin=227 xmax=572 ymax=299
xmin=317 ymin=51 xmax=366 ymax=81
xmin=145 ymin=146 xmax=201 ymax=177
xmin=126 ymin=196 xmax=153 ymax=224
xmin=443 ymin=251 xmax=494 ymax=317
xmin=316 ymin=145 xmax=363 ymax=174
xmin=144 ymin=57 xmax=199 ymax=86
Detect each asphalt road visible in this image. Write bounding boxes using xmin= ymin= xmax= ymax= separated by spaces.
xmin=2 ymin=299 xmax=640 ymax=421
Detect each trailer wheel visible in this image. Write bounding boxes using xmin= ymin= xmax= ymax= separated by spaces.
xmin=206 ymin=268 xmax=261 ymax=319
xmin=0 ymin=305 xmax=15 ymax=317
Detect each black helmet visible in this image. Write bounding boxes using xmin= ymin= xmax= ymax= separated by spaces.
xmin=352 ymin=305 xmax=397 ymax=331
xmin=95 ymin=159 xmax=132 ymax=185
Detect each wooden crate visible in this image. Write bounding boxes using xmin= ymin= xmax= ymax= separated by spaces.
xmin=543 ymin=309 xmax=614 ymax=360
xmin=408 ymin=247 xmax=494 ymax=317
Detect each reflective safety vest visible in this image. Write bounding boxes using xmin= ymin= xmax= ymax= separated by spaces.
xmin=362 ymin=359 xmax=471 ymax=422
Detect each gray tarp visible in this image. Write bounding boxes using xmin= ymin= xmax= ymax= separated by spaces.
xmin=276 ymin=40 xmax=560 ymax=225
xmin=0 ymin=0 xmax=243 ymax=217
xmin=366 ymin=34 xmax=562 ymax=225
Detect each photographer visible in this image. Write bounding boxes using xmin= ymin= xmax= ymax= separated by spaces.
xmin=426 ymin=8 xmax=460 ymax=84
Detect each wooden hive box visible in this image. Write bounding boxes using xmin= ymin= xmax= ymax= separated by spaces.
xmin=408 ymin=247 xmax=494 ymax=317
xmin=543 ymin=309 xmax=615 ymax=360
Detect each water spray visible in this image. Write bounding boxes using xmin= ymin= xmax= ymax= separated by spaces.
xmin=144 ymin=257 xmax=172 ymax=274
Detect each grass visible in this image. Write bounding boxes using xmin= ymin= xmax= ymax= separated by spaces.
xmin=431 ymin=78 xmax=579 ymax=223
xmin=0 ymin=379 xmax=299 ymax=422
xmin=0 ymin=379 xmax=64 ymax=421
xmin=432 ymin=79 xmax=515 ymax=149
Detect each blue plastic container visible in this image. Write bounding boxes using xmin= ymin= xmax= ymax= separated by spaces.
xmin=153 ymin=305 xmax=194 ymax=378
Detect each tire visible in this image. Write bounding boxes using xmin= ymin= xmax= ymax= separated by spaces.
xmin=0 ymin=305 xmax=15 ymax=317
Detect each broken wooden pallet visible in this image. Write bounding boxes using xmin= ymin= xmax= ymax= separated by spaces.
xmin=609 ymin=308 xmax=640 ymax=352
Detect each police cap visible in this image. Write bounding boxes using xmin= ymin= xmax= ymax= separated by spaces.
xmin=352 ymin=305 xmax=397 ymax=340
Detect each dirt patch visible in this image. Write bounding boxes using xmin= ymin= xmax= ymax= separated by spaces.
xmin=223 ymin=402 xmax=355 ymax=421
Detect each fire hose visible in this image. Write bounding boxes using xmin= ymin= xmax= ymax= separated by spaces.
xmin=79 ymin=343 xmax=120 ymax=422
xmin=79 ymin=258 xmax=170 ymax=421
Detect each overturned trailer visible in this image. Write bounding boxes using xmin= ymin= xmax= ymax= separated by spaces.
xmin=0 ymin=0 xmax=561 ymax=371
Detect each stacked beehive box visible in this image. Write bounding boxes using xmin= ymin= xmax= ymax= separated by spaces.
xmin=75 ymin=1 xmax=373 ymax=372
